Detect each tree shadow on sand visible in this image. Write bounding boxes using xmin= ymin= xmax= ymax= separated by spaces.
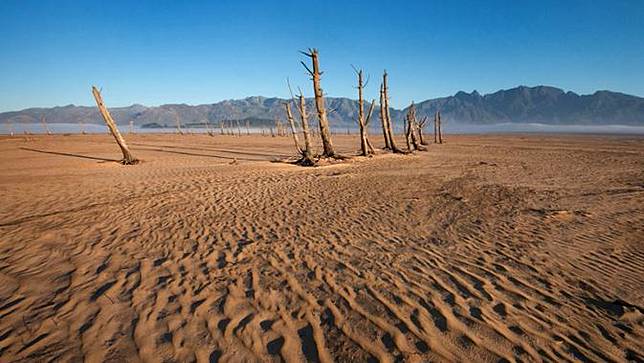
xmin=20 ymin=147 xmax=121 ymax=163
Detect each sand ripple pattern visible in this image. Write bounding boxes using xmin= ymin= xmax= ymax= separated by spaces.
xmin=0 ymin=134 xmax=643 ymax=362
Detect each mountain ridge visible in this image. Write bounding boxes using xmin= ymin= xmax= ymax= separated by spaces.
xmin=1 ymin=85 xmax=643 ymax=127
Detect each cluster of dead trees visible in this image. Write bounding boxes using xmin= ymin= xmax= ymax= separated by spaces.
xmin=90 ymin=48 xmax=444 ymax=166
xmin=285 ymin=49 xmax=445 ymax=165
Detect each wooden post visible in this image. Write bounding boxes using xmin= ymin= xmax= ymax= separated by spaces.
xmin=302 ymin=48 xmax=335 ymax=157
xmin=91 ymin=86 xmax=138 ymax=164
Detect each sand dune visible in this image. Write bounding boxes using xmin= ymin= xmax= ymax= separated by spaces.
xmin=0 ymin=133 xmax=642 ymax=362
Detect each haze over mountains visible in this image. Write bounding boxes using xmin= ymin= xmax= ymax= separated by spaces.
xmin=1 ymin=86 xmax=643 ymax=127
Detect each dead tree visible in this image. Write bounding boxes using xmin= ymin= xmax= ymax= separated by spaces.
xmin=354 ymin=68 xmax=375 ymax=156
xmin=434 ymin=112 xmax=438 ymax=143
xmin=301 ymin=48 xmax=336 ymax=157
xmin=284 ymin=96 xmax=315 ymax=165
xmin=405 ymin=102 xmax=427 ymax=152
xmin=418 ymin=116 xmax=428 ymax=145
xmin=284 ymin=102 xmax=303 ymax=154
xmin=79 ymin=121 xmax=86 ymax=135
xmin=41 ymin=116 xmax=52 ymax=135
xmin=437 ymin=111 xmax=443 ymax=144
xmin=174 ymin=113 xmax=184 ymax=135
xmin=129 ymin=121 xmax=134 ymax=134
xmin=382 ymin=71 xmax=406 ymax=153
xmin=245 ymin=120 xmax=251 ymax=135
xmin=379 ymin=83 xmax=392 ymax=150
xmin=91 ymin=86 xmax=138 ymax=164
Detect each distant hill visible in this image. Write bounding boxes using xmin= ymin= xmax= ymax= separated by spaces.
xmin=1 ymin=86 xmax=642 ymax=127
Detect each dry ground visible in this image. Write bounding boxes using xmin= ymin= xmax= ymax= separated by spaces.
xmin=0 ymin=133 xmax=642 ymax=363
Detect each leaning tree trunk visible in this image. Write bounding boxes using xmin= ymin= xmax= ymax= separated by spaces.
xmin=91 ymin=86 xmax=138 ymax=164
xmin=382 ymin=71 xmax=405 ymax=153
xmin=302 ymin=49 xmax=335 ymax=157
xmin=284 ymin=103 xmax=303 ymax=154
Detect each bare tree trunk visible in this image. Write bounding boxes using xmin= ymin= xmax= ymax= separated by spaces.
xmin=355 ymin=69 xmax=372 ymax=156
xmin=438 ymin=111 xmax=443 ymax=144
xmin=246 ymin=120 xmax=250 ymax=135
xmin=91 ymin=86 xmax=138 ymax=164
xmin=174 ymin=113 xmax=183 ymax=135
xmin=284 ymin=103 xmax=303 ymax=154
xmin=379 ymin=84 xmax=392 ymax=150
xmin=434 ymin=112 xmax=438 ymax=143
xmin=41 ymin=116 xmax=52 ymax=135
xmin=302 ymin=49 xmax=335 ymax=157
xmin=406 ymin=103 xmax=426 ymax=151
xmin=297 ymin=95 xmax=315 ymax=165
xmin=417 ymin=116 xmax=428 ymax=145
xmin=405 ymin=117 xmax=412 ymax=151
xmin=382 ymin=71 xmax=405 ymax=153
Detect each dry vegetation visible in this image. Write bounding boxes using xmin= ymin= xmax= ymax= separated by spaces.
xmin=0 ymin=133 xmax=643 ymax=362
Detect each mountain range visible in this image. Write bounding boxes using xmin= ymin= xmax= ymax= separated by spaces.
xmin=1 ymin=86 xmax=643 ymax=128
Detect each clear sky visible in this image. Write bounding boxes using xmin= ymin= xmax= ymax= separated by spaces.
xmin=1 ymin=0 xmax=642 ymax=111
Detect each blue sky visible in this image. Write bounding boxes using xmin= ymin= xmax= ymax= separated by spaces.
xmin=0 ymin=0 xmax=642 ymax=111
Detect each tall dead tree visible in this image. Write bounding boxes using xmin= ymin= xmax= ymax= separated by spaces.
xmin=379 ymin=83 xmax=392 ymax=150
xmin=174 ymin=113 xmax=184 ymax=135
xmin=354 ymin=68 xmax=375 ymax=156
xmin=302 ymin=49 xmax=336 ymax=157
xmin=382 ymin=71 xmax=406 ymax=153
xmin=91 ymin=86 xmax=138 ymax=164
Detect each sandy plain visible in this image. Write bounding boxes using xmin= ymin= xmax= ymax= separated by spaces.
xmin=0 ymin=133 xmax=642 ymax=362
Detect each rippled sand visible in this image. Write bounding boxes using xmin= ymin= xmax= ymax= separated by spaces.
xmin=0 ymin=133 xmax=642 ymax=362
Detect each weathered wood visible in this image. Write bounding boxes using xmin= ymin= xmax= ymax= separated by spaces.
xmin=434 ymin=112 xmax=438 ymax=143
xmin=355 ymin=69 xmax=373 ymax=156
xmin=297 ymin=94 xmax=315 ymax=165
xmin=40 ymin=116 xmax=52 ymax=135
xmin=91 ymin=86 xmax=138 ymax=164
xmin=418 ymin=116 xmax=428 ymax=145
xmin=284 ymin=103 xmax=303 ymax=154
xmin=303 ymin=49 xmax=335 ymax=157
xmin=438 ymin=111 xmax=443 ymax=144
xmin=379 ymin=83 xmax=392 ymax=149
xmin=406 ymin=102 xmax=426 ymax=152
xmin=382 ymin=71 xmax=405 ymax=154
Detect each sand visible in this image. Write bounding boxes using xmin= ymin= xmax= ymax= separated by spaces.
xmin=0 ymin=133 xmax=642 ymax=362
